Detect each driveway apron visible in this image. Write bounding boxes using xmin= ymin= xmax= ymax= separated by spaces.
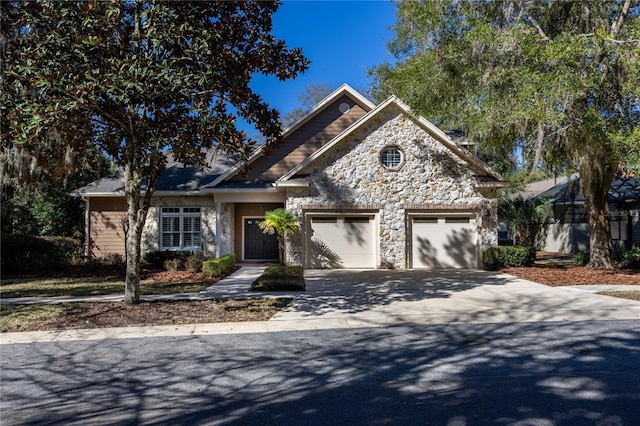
xmin=271 ymin=269 xmax=640 ymax=327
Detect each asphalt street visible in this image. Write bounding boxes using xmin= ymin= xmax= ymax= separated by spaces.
xmin=2 ymin=319 xmax=639 ymax=425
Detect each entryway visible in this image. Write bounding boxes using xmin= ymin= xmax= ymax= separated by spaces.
xmin=244 ymin=218 xmax=278 ymax=261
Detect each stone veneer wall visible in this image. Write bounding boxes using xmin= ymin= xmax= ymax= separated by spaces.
xmin=285 ymin=105 xmax=498 ymax=268
xmin=142 ymin=195 xmax=217 ymax=257
xmin=218 ymin=202 xmax=234 ymax=256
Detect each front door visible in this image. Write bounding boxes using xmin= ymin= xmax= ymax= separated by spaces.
xmin=244 ymin=218 xmax=279 ymax=260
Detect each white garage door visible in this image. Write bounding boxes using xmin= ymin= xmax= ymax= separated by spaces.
xmin=411 ymin=216 xmax=478 ymax=268
xmin=307 ymin=215 xmax=376 ymax=268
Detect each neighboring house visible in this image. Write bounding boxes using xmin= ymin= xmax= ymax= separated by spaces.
xmin=506 ymin=175 xmax=640 ymax=253
xmin=74 ymin=84 xmax=507 ymax=269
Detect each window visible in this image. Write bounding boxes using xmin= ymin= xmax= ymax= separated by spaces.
xmin=161 ymin=207 xmax=201 ymax=250
xmin=380 ymin=146 xmax=403 ymax=169
xmin=445 ymin=217 xmax=470 ymax=224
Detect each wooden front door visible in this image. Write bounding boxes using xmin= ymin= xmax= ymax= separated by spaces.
xmin=244 ymin=218 xmax=278 ymax=260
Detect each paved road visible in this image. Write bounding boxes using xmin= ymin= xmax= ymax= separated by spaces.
xmin=2 ymin=319 xmax=639 ymax=425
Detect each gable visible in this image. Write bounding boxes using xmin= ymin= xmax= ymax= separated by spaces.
xmin=289 ymin=104 xmax=491 ymax=205
xmin=231 ymin=94 xmax=370 ymax=182
xmin=281 ymin=97 xmax=505 ymax=186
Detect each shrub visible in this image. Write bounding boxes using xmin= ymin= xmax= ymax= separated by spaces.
xmin=623 ymin=248 xmax=640 ymax=268
xmin=251 ymin=265 xmax=305 ymax=291
xmin=1 ymin=234 xmax=83 ymax=274
xmin=163 ymin=258 xmax=183 ymax=271
xmin=185 ymin=252 xmax=204 ymax=273
xmin=144 ymin=250 xmax=193 ymax=267
xmin=574 ymin=252 xmax=590 ymax=266
xmin=482 ymin=245 xmax=536 ymax=269
xmin=202 ymin=253 xmax=236 ymax=277
xmin=101 ymin=252 xmax=124 ymax=266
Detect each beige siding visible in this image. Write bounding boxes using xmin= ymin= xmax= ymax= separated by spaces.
xmin=235 ymin=95 xmax=368 ymax=181
xmin=233 ymin=203 xmax=283 ymax=259
xmin=88 ymin=197 xmax=128 ymax=257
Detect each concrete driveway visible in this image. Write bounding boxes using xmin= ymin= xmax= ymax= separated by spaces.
xmin=271 ymin=269 xmax=640 ymax=327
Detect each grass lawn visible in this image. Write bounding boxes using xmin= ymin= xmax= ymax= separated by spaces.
xmin=0 ymin=276 xmax=211 ymax=298
xmin=0 ymin=298 xmax=293 ymax=333
xmin=597 ymin=291 xmax=640 ymax=301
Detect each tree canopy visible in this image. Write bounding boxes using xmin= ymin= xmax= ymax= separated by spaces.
xmin=372 ymin=0 xmax=640 ymax=267
xmin=1 ymin=0 xmax=309 ymax=302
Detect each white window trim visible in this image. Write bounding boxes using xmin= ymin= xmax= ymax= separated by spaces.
xmin=160 ymin=207 xmax=202 ymax=251
xmin=380 ymin=145 xmax=404 ymax=170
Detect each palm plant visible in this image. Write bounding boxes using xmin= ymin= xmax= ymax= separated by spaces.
xmin=498 ymin=195 xmax=551 ymax=246
xmin=259 ymin=208 xmax=300 ymax=264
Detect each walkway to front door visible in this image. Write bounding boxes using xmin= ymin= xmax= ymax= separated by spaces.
xmin=244 ymin=218 xmax=278 ymax=260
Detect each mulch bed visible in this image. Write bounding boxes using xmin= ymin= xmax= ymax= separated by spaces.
xmin=503 ymin=265 xmax=640 ymax=286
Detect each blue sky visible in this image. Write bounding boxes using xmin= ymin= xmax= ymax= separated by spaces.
xmin=251 ymin=0 xmax=397 ymax=117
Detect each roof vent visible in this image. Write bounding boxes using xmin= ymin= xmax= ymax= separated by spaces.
xmin=339 ymin=102 xmax=350 ymax=114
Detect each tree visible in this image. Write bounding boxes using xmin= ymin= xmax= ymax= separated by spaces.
xmin=372 ymin=0 xmax=640 ymax=268
xmin=259 ymin=208 xmax=300 ymax=265
xmin=1 ymin=1 xmax=308 ymax=303
xmin=280 ymin=82 xmax=333 ymax=126
xmin=1 ymin=147 xmax=112 ymax=238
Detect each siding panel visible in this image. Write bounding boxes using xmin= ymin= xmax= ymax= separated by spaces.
xmin=88 ymin=197 xmax=128 ymax=257
xmin=235 ymin=95 xmax=368 ymax=181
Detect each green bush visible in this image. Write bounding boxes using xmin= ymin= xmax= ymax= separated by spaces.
xmin=163 ymin=258 xmax=183 ymax=271
xmin=623 ymin=248 xmax=640 ymax=268
xmin=1 ymin=234 xmax=83 ymax=274
xmin=482 ymin=247 xmax=499 ymax=270
xmin=482 ymin=245 xmax=536 ymax=269
xmin=202 ymin=253 xmax=236 ymax=277
xmin=574 ymin=252 xmax=590 ymax=266
xmin=143 ymin=250 xmax=194 ymax=267
xmin=101 ymin=252 xmax=124 ymax=266
xmin=185 ymin=252 xmax=204 ymax=273
xmin=251 ymin=265 xmax=305 ymax=291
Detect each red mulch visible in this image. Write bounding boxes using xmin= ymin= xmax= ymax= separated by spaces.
xmin=503 ymin=265 xmax=640 ymax=286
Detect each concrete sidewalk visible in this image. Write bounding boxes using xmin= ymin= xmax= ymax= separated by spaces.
xmin=2 ymin=269 xmax=638 ymax=344
xmin=0 ymin=265 xmax=301 ymax=305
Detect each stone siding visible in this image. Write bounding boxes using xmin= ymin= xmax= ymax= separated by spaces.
xmin=285 ymin=105 xmax=498 ymax=268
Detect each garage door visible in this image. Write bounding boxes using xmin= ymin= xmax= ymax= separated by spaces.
xmin=411 ymin=216 xmax=478 ymax=268
xmin=307 ymin=215 xmax=376 ymax=268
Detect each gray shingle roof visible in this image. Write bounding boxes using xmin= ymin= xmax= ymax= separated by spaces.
xmin=536 ymin=176 xmax=639 ymax=205
xmin=72 ymin=149 xmax=237 ymax=196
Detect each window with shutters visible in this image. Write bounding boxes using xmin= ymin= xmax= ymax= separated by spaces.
xmin=160 ymin=207 xmax=201 ymax=250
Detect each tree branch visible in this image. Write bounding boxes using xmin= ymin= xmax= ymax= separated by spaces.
xmin=611 ymin=0 xmax=632 ymax=37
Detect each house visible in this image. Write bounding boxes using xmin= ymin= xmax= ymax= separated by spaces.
xmin=506 ymin=175 xmax=640 ymax=253
xmin=74 ymin=84 xmax=507 ymax=269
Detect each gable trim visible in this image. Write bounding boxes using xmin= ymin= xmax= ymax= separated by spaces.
xmin=206 ymin=84 xmax=375 ymax=188
xmin=278 ymin=96 xmax=505 ymax=183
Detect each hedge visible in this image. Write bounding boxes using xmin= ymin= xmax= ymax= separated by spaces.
xmin=202 ymin=253 xmax=236 ymax=277
xmin=251 ymin=265 xmax=305 ymax=291
xmin=1 ymin=234 xmax=83 ymax=274
xmin=483 ymin=245 xmax=536 ymax=269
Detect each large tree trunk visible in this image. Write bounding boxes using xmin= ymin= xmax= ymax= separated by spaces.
xmin=578 ymin=153 xmax=617 ymax=269
xmin=123 ymin=161 xmax=143 ymax=304
xmin=124 ymin=213 xmax=143 ymax=304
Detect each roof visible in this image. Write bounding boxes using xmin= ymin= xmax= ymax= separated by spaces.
xmin=72 ymin=149 xmax=236 ymax=196
xmin=514 ymin=175 xmax=573 ymax=200
xmin=75 ymin=84 xmax=508 ymax=196
xmin=535 ymin=176 xmax=640 ymax=205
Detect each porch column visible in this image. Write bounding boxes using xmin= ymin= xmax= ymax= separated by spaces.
xmin=215 ymin=201 xmax=222 ymax=258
